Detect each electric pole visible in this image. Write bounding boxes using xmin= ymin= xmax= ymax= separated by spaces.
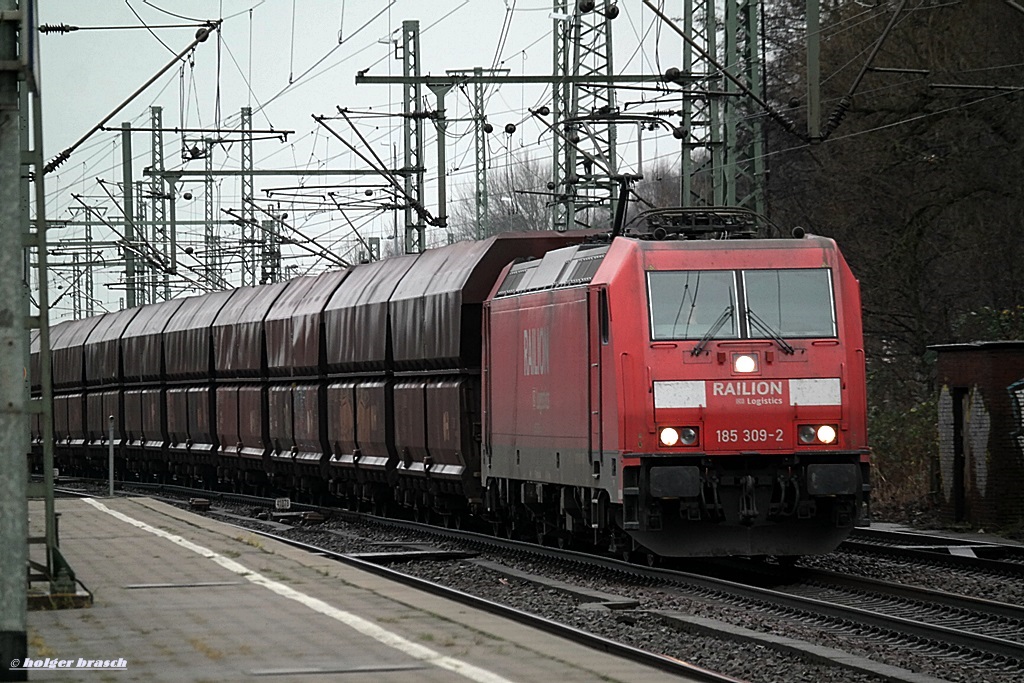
xmin=149 ymin=106 xmax=169 ymax=300
xmin=555 ymin=0 xmax=619 ymax=230
xmin=0 ymin=1 xmax=29 ymax=672
xmin=240 ymin=106 xmax=256 ymax=285
xmin=401 ymin=21 xmax=427 ymax=253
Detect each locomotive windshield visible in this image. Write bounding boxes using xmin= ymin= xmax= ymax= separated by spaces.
xmin=648 ymin=271 xmax=738 ymax=341
xmin=743 ymin=269 xmax=836 ymax=338
xmin=648 ymin=268 xmax=836 ymax=341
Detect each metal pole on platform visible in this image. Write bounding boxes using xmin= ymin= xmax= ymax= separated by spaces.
xmin=0 ymin=0 xmax=29 ymax=678
xmin=108 ymin=415 xmax=115 ymax=497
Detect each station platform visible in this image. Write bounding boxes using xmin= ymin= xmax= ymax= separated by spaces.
xmin=25 ymin=497 xmax=696 ymax=682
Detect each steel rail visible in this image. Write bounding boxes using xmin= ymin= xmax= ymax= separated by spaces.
xmin=844 ymin=528 xmax=1024 ymax=578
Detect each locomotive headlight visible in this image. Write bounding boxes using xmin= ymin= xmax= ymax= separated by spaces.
xmin=798 ymin=424 xmax=838 ymax=445
xmin=659 ymin=427 xmax=698 ymax=447
xmin=817 ymin=425 xmax=837 ymax=444
xmin=733 ymin=353 xmax=758 ymax=373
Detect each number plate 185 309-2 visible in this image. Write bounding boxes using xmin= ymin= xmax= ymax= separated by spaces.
xmin=714 ymin=428 xmax=786 ymax=447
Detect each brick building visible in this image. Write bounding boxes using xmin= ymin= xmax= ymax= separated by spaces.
xmin=931 ymin=341 xmax=1024 ymax=529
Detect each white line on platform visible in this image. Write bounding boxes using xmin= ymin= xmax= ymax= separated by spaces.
xmin=83 ymin=498 xmax=516 ymax=683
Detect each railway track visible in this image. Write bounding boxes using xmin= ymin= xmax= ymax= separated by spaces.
xmin=55 ymin=481 xmax=1024 ymax=682
xmin=362 ymin=517 xmax=1024 ymax=668
xmin=842 ymin=527 xmax=1024 ymax=577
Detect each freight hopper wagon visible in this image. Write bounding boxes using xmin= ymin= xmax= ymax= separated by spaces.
xmin=483 ymin=221 xmax=870 ymax=557
xmin=41 ymin=232 xmax=587 ymax=515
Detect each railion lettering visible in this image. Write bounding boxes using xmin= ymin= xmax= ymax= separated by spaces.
xmin=523 ymin=327 xmax=550 ymax=376
xmin=711 ymin=380 xmax=783 ymax=397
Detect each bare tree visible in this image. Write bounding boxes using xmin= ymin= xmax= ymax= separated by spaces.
xmin=447 ymin=154 xmax=556 ymax=240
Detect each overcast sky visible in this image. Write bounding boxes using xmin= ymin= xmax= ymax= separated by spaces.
xmin=36 ymin=1 xmax=682 ymax=318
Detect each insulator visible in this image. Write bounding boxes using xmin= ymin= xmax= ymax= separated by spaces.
xmin=39 ymin=24 xmax=77 ymax=34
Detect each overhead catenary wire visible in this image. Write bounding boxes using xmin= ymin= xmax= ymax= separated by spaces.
xmin=44 ymin=20 xmax=223 ymax=175
xmin=70 ymin=194 xmax=216 ymax=294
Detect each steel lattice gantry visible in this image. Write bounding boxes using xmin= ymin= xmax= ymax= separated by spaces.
xmin=551 ymin=1 xmax=619 ymax=232
xmin=723 ymin=0 xmax=766 ymax=214
xmin=240 ymin=106 xmax=257 ymax=285
xmin=401 ymin=20 xmax=427 ymax=253
xmin=679 ymin=0 xmax=766 ymax=213
xmin=150 ymin=106 xmax=169 ymax=300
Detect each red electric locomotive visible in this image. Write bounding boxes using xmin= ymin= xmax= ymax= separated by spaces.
xmin=483 ymin=210 xmax=869 ymax=558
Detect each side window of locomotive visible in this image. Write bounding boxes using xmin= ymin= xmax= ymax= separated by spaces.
xmin=742 ymin=268 xmax=836 ymax=338
xmin=647 ymin=270 xmax=738 ymax=341
xmin=599 ymin=289 xmax=610 ymax=344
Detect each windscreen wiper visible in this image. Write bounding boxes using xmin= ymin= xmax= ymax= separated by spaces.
xmin=690 ymin=305 xmax=733 ymax=356
xmin=746 ymin=309 xmax=795 ymax=355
